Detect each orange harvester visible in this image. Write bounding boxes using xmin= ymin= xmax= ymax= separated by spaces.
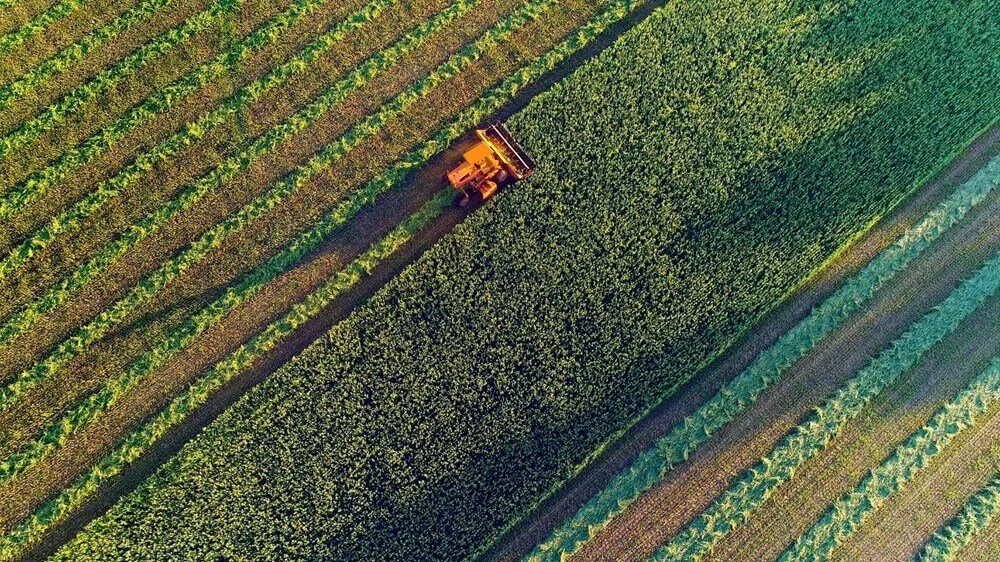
xmin=447 ymin=122 xmax=536 ymax=206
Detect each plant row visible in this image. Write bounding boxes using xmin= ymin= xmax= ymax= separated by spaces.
xmin=0 ymin=0 xmax=347 ymax=272
xmin=0 ymin=0 xmax=556 ymax=488
xmin=28 ymin=0 xmax=1000 ymax=559
xmin=652 ymin=251 xmax=1000 ymax=561
xmin=779 ymin=357 xmax=1000 ymax=561
xmin=0 ymin=0 xmax=398 ymax=342
xmin=527 ymin=152 xmax=1000 ymax=561
xmin=0 ymin=0 xmax=84 ymax=56
xmin=0 ymin=0 xmax=239 ymax=161
xmin=916 ymin=467 xmax=1000 ymax=561
xmin=0 ymin=1 xmax=658 ymax=553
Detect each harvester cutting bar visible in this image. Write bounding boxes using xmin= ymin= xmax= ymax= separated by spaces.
xmin=480 ymin=123 xmax=536 ymax=179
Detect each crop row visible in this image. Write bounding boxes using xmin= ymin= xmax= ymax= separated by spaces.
xmin=917 ymin=469 xmax=1000 ymax=561
xmin=0 ymin=0 xmax=240 ymax=162
xmin=0 ymin=0 xmax=348 ymax=276
xmin=527 ymin=152 xmax=1000 ymax=561
xmin=651 ymin=250 xmax=1000 ymax=562
xmin=0 ymin=1 xmax=660 ymax=554
xmin=779 ymin=358 xmax=1000 ymax=561
xmin=0 ymin=0 xmax=397 ymax=343
xmin=0 ymin=0 xmax=84 ymax=56
xmin=0 ymin=0 xmax=556 ymax=488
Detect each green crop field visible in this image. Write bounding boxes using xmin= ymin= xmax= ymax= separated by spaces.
xmin=1 ymin=0 xmax=998 ymax=559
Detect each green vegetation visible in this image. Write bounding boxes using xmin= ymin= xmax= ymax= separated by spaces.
xmin=780 ymin=358 xmax=1000 ymax=562
xmin=527 ymin=151 xmax=1000 ymax=562
xmin=651 ymin=251 xmax=1000 ymax=561
xmin=0 ymin=0 xmax=557 ymax=488
xmin=0 ymin=0 xmax=86 ymax=56
xmin=48 ymin=0 xmax=1000 ymax=558
xmin=0 ymin=0 xmax=237 ymax=160
xmin=917 ymin=471 xmax=1000 ymax=562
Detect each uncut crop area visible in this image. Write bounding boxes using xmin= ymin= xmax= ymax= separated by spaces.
xmin=0 ymin=0 xmax=619 ymax=556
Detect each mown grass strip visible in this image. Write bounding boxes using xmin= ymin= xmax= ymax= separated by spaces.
xmin=0 ymin=8 xmax=665 ymax=547
xmin=528 ymin=153 xmax=1000 ymax=562
xmin=0 ymin=0 xmax=345 ymax=269
xmin=0 ymin=0 xmax=241 ymax=162
xmin=0 ymin=0 xmax=87 ymax=56
xmin=648 ymin=250 xmax=1000 ymax=562
xmin=916 ymin=471 xmax=1000 ymax=562
xmin=779 ymin=358 xmax=1000 ymax=562
xmin=0 ymin=0 xmax=557 ymax=489
xmin=0 ymin=0 xmax=396 ymax=337
xmin=0 ymin=0 xmax=475 ymax=406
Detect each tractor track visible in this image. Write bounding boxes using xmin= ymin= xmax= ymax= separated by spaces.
xmin=16 ymin=0 xmax=679 ymax=557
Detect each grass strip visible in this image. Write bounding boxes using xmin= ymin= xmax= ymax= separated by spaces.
xmin=779 ymin=358 xmax=1000 ymax=562
xmin=0 ymin=2 xmax=659 ymax=552
xmin=0 ymin=0 xmax=242 ymax=160
xmin=916 ymin=470 xmax=1000 ymax=561
xmin=0 ymin=0 xmax=402 ymax=342
xmin=0 ymin=0 xmax=349 ymax=267
xmin=527 ymin=153 xmax=1000 ymax=561
xmin=0 ymin=0 xmax=88 ymax=56
xmin=0 ymin=0 xmax=556 ymax=487
xmin=649 ymin=249 xmax=1000 ymax=562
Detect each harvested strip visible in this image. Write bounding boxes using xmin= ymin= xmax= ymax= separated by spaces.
xmin=0 ymin=0 xmax=388 ymax=282
xmin=779 ymin=358 xmax=1000 ymax=562
xmin=649 ymin=250 xmax=1000 ymax=562
xmin=0 ymin=0 xmax=557 ymax=488
xmin=915 ymin=472 xmax=1000 ymax=561
xmin=0 ymin=0 xmax=398 ymax=341
xmin=0 ymin=0 xmax=86 ymax=56
xmin=0 ymin=0 xmax=240 ymax=162
xmin=0 ymin=0 xmax=344 ymax=274
xmin=0 ymin=6 xmax=668 ymax=547
xmin=527 ymin=153 xmax=1000 ymax=562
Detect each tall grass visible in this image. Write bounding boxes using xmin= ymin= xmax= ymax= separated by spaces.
xmin=0 ymin=0 xmax=86 ymax=56
xmin=527 ymin=153 xmax=1000 ymax=561
xmin=651 ymin=250 xmax=1000 ymax=561
xmin=0 ymin=0 xmax=558 ymax=488
xmin=916 ymin=470 xmax=1000 ymax=562
xmin=780 ymin=358 xmax=1000 ymax=561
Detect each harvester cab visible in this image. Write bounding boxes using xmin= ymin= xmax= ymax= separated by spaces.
xmin=447 ymin=122 xmax=536 ymax=206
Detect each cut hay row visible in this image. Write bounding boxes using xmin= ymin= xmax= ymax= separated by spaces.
xmin=779 ymin=358 xmax=1000 ymax=562
xmin=0 ymin=0 xmax=86 ymax=56
xmin=0 ymin=0 xmax=481 ymax=411
xmin=526 ymin=153 xmax=1000 ymax=562
xmin=0 ymin=0 xmax=353 ymax=277
xmin=916 ymin=471 xmax=1000 ymax=562
xmin=0 ymin=0 xmax=558 ymax=490
xmin=649 ymin=249 xmax=1000 ymax=562
xmin=0 ymin=0 xmax=400 ymax=346
xmin=0 ymin=0 xmax=240 ymax=161
xmin=0 ymin=3 xmax=663 ymax=551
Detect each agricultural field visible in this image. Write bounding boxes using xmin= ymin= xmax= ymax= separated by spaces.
xmin=1 ymin=0 xmax=998 ymax=560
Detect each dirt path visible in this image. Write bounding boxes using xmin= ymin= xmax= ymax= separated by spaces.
xmin=485 ymin=123 xmax=1000 ymax=562
xmin=14 ymin=0 xmax=685 ymax=558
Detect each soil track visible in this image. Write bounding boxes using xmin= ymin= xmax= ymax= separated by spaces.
xmin=485 ymin=122 xmax=1000 ymax=561
xmin=15 ymin=0 xmax=682 ymax=558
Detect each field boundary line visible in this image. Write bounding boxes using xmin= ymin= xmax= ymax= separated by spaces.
xmin=0 ymin=0 xmax=88 ymax=56
xmin=0 ymin=0 xmax=557 ymax=492
xmin=0 ymin=0 xmax=397 ymax=342
xmin=0 ymin=0 xmax=242 ymax=162
xmin=779 ymin=358 xmax=1000 ymax=561
xmin=648 ymin=250 xmax=1000 ymax=561
xmin=0 ymin=1 xmax=669 ymax=554
xmin=525 ymin=153 xmax=1000 ymax=561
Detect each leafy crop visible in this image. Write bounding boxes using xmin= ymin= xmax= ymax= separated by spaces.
xmin=0 ymin=0 xmax=86 ymax=56
xmin=780 ymin=358 xmax=1000 ymax=562
xmin=0 ymin=0 xmax=241 ymax=162
xmin=528 ymin=152 xmax=1000 ymax=561
xmin=651 ymin=251 xmax=1000 ymax=562
xmin=0 ymin=0 xmax=557 ymax=488
xmin=916 ymin=470 xmax=1000 ymax=562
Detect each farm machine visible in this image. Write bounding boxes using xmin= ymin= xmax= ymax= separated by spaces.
xmin=447 ymin=122 xmax=536 ymax=206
